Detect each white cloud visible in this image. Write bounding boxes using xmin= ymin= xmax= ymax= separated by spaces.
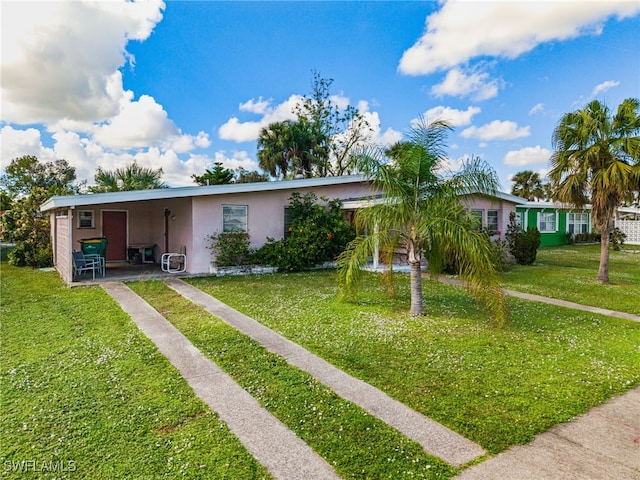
xmin=461 ymin=120 xmax=530 ymax=141
xmin=0 ymin=126 xmax=56 ymax=165
xmin=416 ymin=106 xmax=481 ymax=127
xmin=218 ymin=95 xmax=302 ymax=142
xmin=398 ymin=1 xmax=640 ymax=76
xmin=239 ymin=97 xmax=272 ymax=114
xmin=92 ymin=94 xmax=178 ymax=150
xmin=591 ymin=80 xmax=620 ymax=97
xmin=504 ymin=145 xmax=552 ymax=167
xmin=431 ymin=67 xmax=500 ymax=101
xmin=529 ymin=103 xmax=545 ymax=115
xmin=357 ymin=107 xmax=402 ymax=147
xmin=1 ymin=0 xmax=165 ymax=126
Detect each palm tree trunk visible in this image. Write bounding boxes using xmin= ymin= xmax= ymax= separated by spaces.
xmin=597 ymin=231 xmax=610 ymax=284
xmin=409 ymin=261 xmax=423 ymax=316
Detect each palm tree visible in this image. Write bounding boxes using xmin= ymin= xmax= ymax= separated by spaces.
xmin=549 ymin=98 xmax=640 ymax=283
xmin=257 ymin=119 xmax=328 ymax=179
xmin=337 ymin=119 xmax=508 ymax=325
xmin=511 ymin=170 xmax=544 ymax=200
xmin=257 ymin=121 xmax=292 ymax=179
xmin=90 ymin=161 xmax=166 ymax=192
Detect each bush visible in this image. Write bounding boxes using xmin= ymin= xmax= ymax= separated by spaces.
xmin=505 ymin=212 xmax=541 ymax=265
xmin=254 ymin=192 xmax=355 ymax=272
xmin=610 ymin=227 xmax=626 ymax=251
xmin=207 ymin=232 xmax=254 ymax=267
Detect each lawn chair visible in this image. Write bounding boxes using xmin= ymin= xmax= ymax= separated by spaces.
xmin=161 ymin=245 xmax=186 ymax=273
xmin=72 ymin=250 xmax=102 ymax=281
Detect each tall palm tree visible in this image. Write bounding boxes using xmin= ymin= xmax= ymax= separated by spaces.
xmin=337 ymin=119 xmax=508 ymax=325
xmin=510 ymin=170 xmax=544 ymax=200
xmin=549 ymin=98 xmax=640 ymax=284
xmin=90 ymin=161 xmax=166 ymax=192
xmin=257 ymin=121 xmax=292 ymax=179
xmin=257 ymin=119 xmax=326 ymax=179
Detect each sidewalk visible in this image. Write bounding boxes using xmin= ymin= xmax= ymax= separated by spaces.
xmin=455 ymin=386 xmax=640 ymax=480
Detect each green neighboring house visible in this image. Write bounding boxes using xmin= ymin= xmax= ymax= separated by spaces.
xmin=515 ymin=202 xmax=593 ymax=247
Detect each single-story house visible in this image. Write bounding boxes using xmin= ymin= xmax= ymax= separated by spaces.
xmin=516 ymin=202 xmax=640 ymax=246
xmin=459 ymin=191 xmax=527 ymax=236
xmin=515 ymin=202 xmax=594 ymax=247
xmin=41 ymin=175 xmax=526 ymax=283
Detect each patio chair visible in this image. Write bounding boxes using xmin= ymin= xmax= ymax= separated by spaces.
xmin=161 ymin=245 xmax=186 ymax=273
xmin=72 ymin=250 xmax=102 ymax=281
xmin=84 ymin=253 xmax=106 ymax=277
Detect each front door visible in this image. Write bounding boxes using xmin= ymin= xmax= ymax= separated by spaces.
xmin=102 ymin=211 xmax=127 ymax=261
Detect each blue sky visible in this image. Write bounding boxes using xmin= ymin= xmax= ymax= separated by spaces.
xmin=1 ymin=1 xmax=639 ymax=189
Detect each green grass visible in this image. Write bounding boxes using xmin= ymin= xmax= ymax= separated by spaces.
xmin=186 ymin=270 xmax=640 ymax=454
xmin=1 ymin=265 xmax=271 ymax=479
xmin=129 ymin=280 xmax=455 ymax=479
xmin=501 ymin=244 xmax=640 ymax=314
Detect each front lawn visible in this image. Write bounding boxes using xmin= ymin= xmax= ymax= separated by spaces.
xmin=1 ymin=265 xmax=270 ymax=479
xmin=186 ymin=270 xmax=640 ymax=454
xmin=501 ymin=244 xmax=640 ymax=314
xmin=129 ymin=280 xmax=454 ymax=479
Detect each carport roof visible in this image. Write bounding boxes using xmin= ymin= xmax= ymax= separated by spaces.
xmin=41 ymin=175 xmax=369 ymax=212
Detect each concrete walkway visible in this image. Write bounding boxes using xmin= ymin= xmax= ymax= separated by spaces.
xmin=503 ymin=288 xmax=640 ymax=322
xmin=455 ymin=386 xmax=640 ymax=480
xmin=432 ymin=275 xmax=640 ymax=323
xmin=165 ymin=278 xmax=485 ymax=467
xmin=101 ymin=281 xmax=340 ymax=480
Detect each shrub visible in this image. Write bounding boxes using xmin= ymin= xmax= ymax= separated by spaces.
xmin=505 ymin=212 xmax=541 ymax=265
xmin=254 ymin=192 xmax=355 ymax=271
xmin=207 ymin=232 xmax=254 ymax=267
xmin=610 ymin=227 xmax=626 ymax=251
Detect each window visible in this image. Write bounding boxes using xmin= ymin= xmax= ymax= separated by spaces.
xmin=537 ymin=212 xmax=557 ymax=232
xmin=222 ymin=205 xmax=247 ymax=233
xmin=77 ymin=210 xmax=95 ymax=229
xmin=487 ymin=210 xmax=499 ymax=232
xmin=284 ymin=206 xmax=292 ymax=237
xmin=470 ymin=209 xmax=483 ymax=230
xmin=514 ymin=212 xmax=524 ymax=229
xmin=567 ymin=212 xmax=589 ymax=234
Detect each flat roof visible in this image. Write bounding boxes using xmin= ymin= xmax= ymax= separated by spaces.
xmin=41 ymin=175 xmax=369 ymax=212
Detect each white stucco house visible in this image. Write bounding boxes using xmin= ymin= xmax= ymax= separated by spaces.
xmin=40 ymin=175 xmax=525 ymax=283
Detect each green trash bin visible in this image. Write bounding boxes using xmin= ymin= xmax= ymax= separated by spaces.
xmin=79 ymin=237 xmax=108 ymax=258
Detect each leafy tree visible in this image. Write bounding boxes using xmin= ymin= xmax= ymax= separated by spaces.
xmin=2 ymin=187 xmax=53 ymax=267
xmin=192 ymin=162 xmax=234 ymax=185
xmin=90 ymin=161 xmax=166 ymax=192
xmin=295 ymin=71 xmax=373 ymax=176
xmin=0 ymin=190 xmax=14 ymax=211
xmin=510 ymin=170 xmax=545 ymax=201
xmin=1 ymin=155 xmax=77 ymax=196
xmin=549 ymin=98 xmax=640 ymax=283
xmin=0 ymin=155 xmax=78 ymax=267
xmin=234 ymin=167 xmax=269 ymax=184
xmin=337 ymin=119 xmax=508 ymax=325
xmin=255 ymin=192 xmax=355 ymax=271
xmin=256 ymin=71 xmax=372 ymax=179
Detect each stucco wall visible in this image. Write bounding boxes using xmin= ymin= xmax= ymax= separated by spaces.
xmin=191 ymin=182 xmax=372 ymax=274
xmin=459 ymin=194 xmax=517 ymax=238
